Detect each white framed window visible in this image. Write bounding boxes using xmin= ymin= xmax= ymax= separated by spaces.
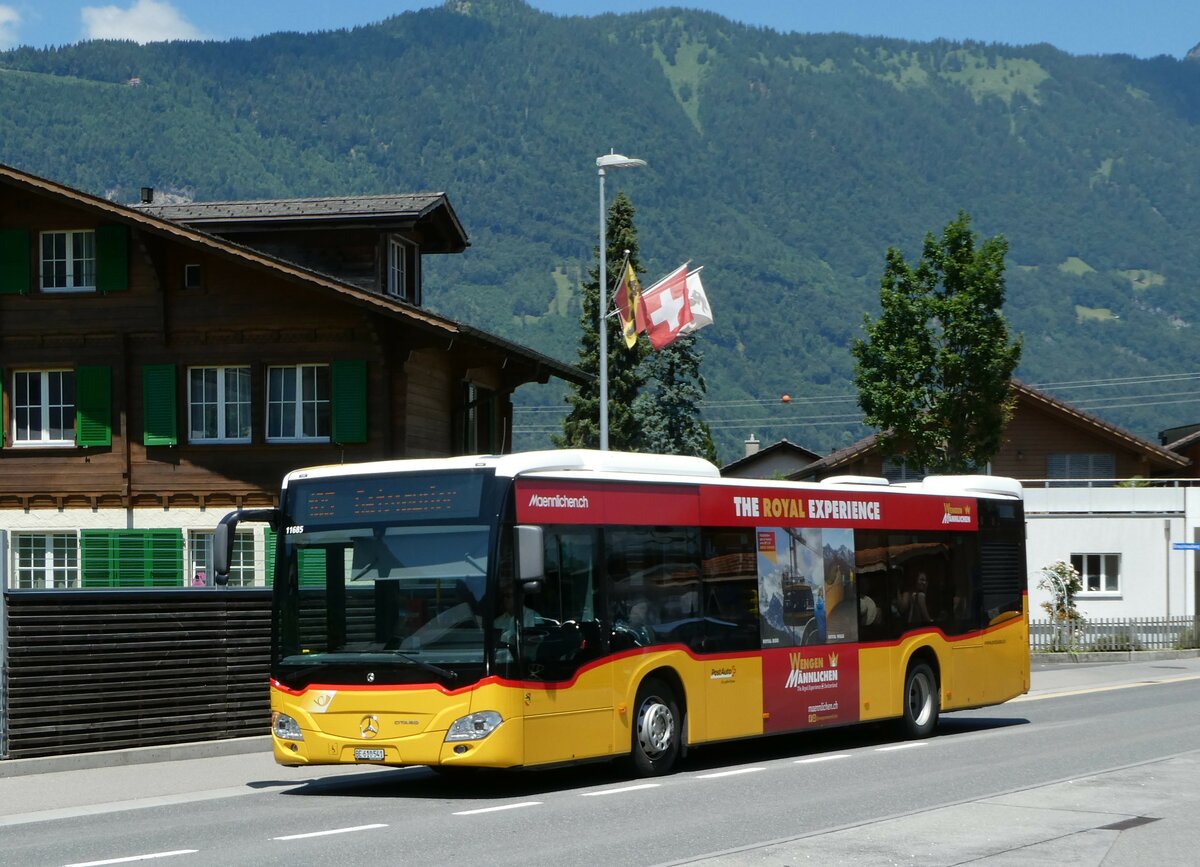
xmin=188 ymin=366 xmax=251 ymax=443
xmin=1072 ymin=553 xmax=1120 ymax=594
xmin=40 ymin=230 xmax=96 ymax=291
xmin=13 ymin=531 xmax=79 ymax=588
xmin=189 ymin=529 xmax=256 ymax=587
xmin=387 ymin=236 xmax=408 ymax=299
xmin=1048 ymin=453 xmax=1115 ymax=487
xmin=881 ymin=458 xmax=925 ymax=483
xmin=387 ymin=235 xmax=416 ymax=302
xmin=13 ymin=369 xmax=75 ymax=445
xmin=267 ymin=364 xmax=330 ymax=441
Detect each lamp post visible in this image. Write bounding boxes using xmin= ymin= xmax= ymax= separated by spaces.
xmin=596 ymin=151 xmax=646 ymax=451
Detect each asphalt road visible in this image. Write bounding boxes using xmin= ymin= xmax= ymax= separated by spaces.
xmin=3 ymin=655 xmax=1200 ymax=866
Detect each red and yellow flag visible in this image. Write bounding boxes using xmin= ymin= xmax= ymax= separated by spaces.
xmin=613 ymin=261 xmax=643 ymax=349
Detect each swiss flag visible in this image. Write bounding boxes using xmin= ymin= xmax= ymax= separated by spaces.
xmin=639 ymin=264 xmax=692 ymax=350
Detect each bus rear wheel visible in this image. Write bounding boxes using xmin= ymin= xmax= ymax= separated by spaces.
xmin=900 ymin=662 xmax=939 ymax=739
xmin=630 ymin=678 xmax=681 ymax=776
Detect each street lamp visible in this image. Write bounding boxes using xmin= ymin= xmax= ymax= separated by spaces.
xmin=596 ymin=151 xmax=646 ymax=451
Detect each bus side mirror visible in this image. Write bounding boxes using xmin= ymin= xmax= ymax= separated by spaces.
xmin=515 ymin=525 xmax=544 ymax=590
xmin=213 ymin=521 xmax=232 ymax=585
xmin=214 ymin=508 xmax=280 ymax=586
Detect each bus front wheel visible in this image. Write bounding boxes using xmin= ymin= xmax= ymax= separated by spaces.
xmin=630 ymin=678 xmax=681 ymax=776
xmin=900 ymin=662 xmax=939 ymax=739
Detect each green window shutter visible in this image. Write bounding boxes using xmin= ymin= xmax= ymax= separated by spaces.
xmin=80 ymin=530 xmax=116 ymax=588
xmin=95 ymin=224 xmax=129 ymax=292
xmin=262 ymin=527 xmax=324 ymax=587
xmin=300 ymin=548 xmax=327 ymax=587
xmin=264 ymin=527 xmax=276 ymax=587
xmin=76 ymin=365 xmax=112 ymax=447
xmin=143 ymin=364 xmax=177 ymax=446
xmin=331 ymin=359 xmax=367 ymax=444
xmin=144 ymin=529 xmax=184 ymax=587
xmin=0 ymin=228 xmax=29 ymax=294
xmin=80 ymin=529 xmax=182 ymax=587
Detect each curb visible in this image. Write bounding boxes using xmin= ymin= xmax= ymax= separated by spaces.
xmin=0 ymin=735 xmax=271 ymax=779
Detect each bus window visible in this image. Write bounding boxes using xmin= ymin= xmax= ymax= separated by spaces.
xmin=606 ymin=526 xmax=701 ymax=651
xmin=945 ymin=534 xmax=981 ymax=635
xmin=700 ymin=528 xmax=761 ymax=652
xmin=516 ymin=528 xmax=604 ymax=682
xmin=887 ymin=534 xmax=951 ymax=636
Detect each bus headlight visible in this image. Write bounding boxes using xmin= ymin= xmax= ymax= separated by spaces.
xmin=445 ymin=711 xmax=503 ymax=742
xmin=272 ymin=711 xmax=304 ymax=741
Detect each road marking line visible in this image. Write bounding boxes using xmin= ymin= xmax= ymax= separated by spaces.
xmin=273 ymin=824 xmax=387 ymax=840
xmin=795 ymin=754 xmax=852 ymax=764
xmin=64 ymin=851 xmax=198 ymax=866
xmin=695 ymin=767 xmax=766 ymax=779
xmin=876 ymin=742 xmax=927 ymax=752
xmin=1014 ymin=674 xmax=1200 ymax=702
xmin=581 ymin=783 xmax=661 ymax=796
xmin=453 ymin=801 xmax=543 ymax=815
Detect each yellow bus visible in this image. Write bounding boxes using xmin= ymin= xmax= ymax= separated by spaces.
xmin=215 ymin=449 xmax=1028 ymax=776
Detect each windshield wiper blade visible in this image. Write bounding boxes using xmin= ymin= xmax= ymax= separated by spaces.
xmin=391 ymin=651 xmax=459 ymax=681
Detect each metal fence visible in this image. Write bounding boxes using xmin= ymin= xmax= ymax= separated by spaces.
xmin=2 ymin=589 xmax=271 ymax=760
xmin=1030 ymin=616 xmax=1200 ymax=652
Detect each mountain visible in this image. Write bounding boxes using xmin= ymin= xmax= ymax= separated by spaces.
xmin=3 ymin=0 xmax=1200 ymax=463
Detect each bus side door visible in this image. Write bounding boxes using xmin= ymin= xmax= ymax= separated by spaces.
xmin=520 ymin=528 xmax=614 ymax=765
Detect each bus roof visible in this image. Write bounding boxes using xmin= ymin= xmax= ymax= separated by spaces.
xmin=281 ymin=450 xmax=1022 ymax=501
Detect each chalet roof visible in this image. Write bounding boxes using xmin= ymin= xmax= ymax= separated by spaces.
xmin=790 ymin=379 xmax=1187 ymax=478
xmin=0 ymin=162 xmax=579 ymax=385
xmin=1164 ymin=425 xmax=1200 ymax=453
xmin=136 ymin=192 xmax=469 ymax=253
xmin=720 ymin=438 xmax=822 ymax=476
xmin=1010 ymin=379 xmax=1187 ymax=468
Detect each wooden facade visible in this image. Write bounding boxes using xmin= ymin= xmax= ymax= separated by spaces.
xmin=0 ymin=165 xmax=582 ymax=758
xmin=0 ymin=165 xmax=580 ymax=515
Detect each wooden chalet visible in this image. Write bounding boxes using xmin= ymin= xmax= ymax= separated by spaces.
xmin=0 ymin=162 xmax=584 ymax=760
xmin=790 ymin=380 xmax=1188 ymax=484
xmin=0 ymin=163 xmax=580 ymax=522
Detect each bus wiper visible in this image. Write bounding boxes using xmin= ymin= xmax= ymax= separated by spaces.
xmin=390 ymin=651 xmax=459 ymax=681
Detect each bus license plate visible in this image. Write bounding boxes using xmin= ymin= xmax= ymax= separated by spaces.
xmin=354 ymin=748 xmax=385 ymax=762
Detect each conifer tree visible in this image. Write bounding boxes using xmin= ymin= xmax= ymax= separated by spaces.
xmin=634 ymin=333 xmax=718 ymax=462
xmin=555 ymin=192 xmax=649 ymax=451
xmin=851 ymin=211 xmax=1022 ymax=473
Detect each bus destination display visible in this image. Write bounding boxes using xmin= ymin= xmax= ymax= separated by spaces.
xmin=290 ymin=473 xmax=485 ymax=524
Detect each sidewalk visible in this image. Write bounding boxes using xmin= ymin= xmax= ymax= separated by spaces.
xmin=679 ymin=654 xmax=1200 ymax=867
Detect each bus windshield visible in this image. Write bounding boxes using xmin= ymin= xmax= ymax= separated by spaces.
xmin=272 ymin=471 xmax=497 ymax=689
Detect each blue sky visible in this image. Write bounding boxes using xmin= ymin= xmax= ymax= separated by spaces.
xmin=2 ymin=1 xmax=1199 ymax=58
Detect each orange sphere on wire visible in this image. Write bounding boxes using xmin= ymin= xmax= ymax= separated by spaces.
xmin=781 ymin=394 xmax=791 ymax=404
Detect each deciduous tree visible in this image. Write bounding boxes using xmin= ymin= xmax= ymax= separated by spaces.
xmin=851 ymin=211 xmax=1022 ymax=472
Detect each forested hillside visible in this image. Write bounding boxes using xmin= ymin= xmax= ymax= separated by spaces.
xmin=3 ymin=0 xmax=1200 ymax=462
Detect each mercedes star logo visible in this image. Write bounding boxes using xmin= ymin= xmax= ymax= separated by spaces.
xmin=360 ymin=715 xmax=380 ymax=739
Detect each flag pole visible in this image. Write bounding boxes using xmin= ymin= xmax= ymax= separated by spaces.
xmin=607 ymin=250 xmax=632 ymax=315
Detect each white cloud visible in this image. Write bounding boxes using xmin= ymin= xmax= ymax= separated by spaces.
xmin=81 ymin=0 xmax=203 ymax=44
xmin=0 ymin=5 xmax=21 ymax=49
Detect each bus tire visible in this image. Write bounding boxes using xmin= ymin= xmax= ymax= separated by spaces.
xmin=630 ymin=678 xmax=681 ymax=776
xmin=900 ymin=662 xmax=939 ymax=739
